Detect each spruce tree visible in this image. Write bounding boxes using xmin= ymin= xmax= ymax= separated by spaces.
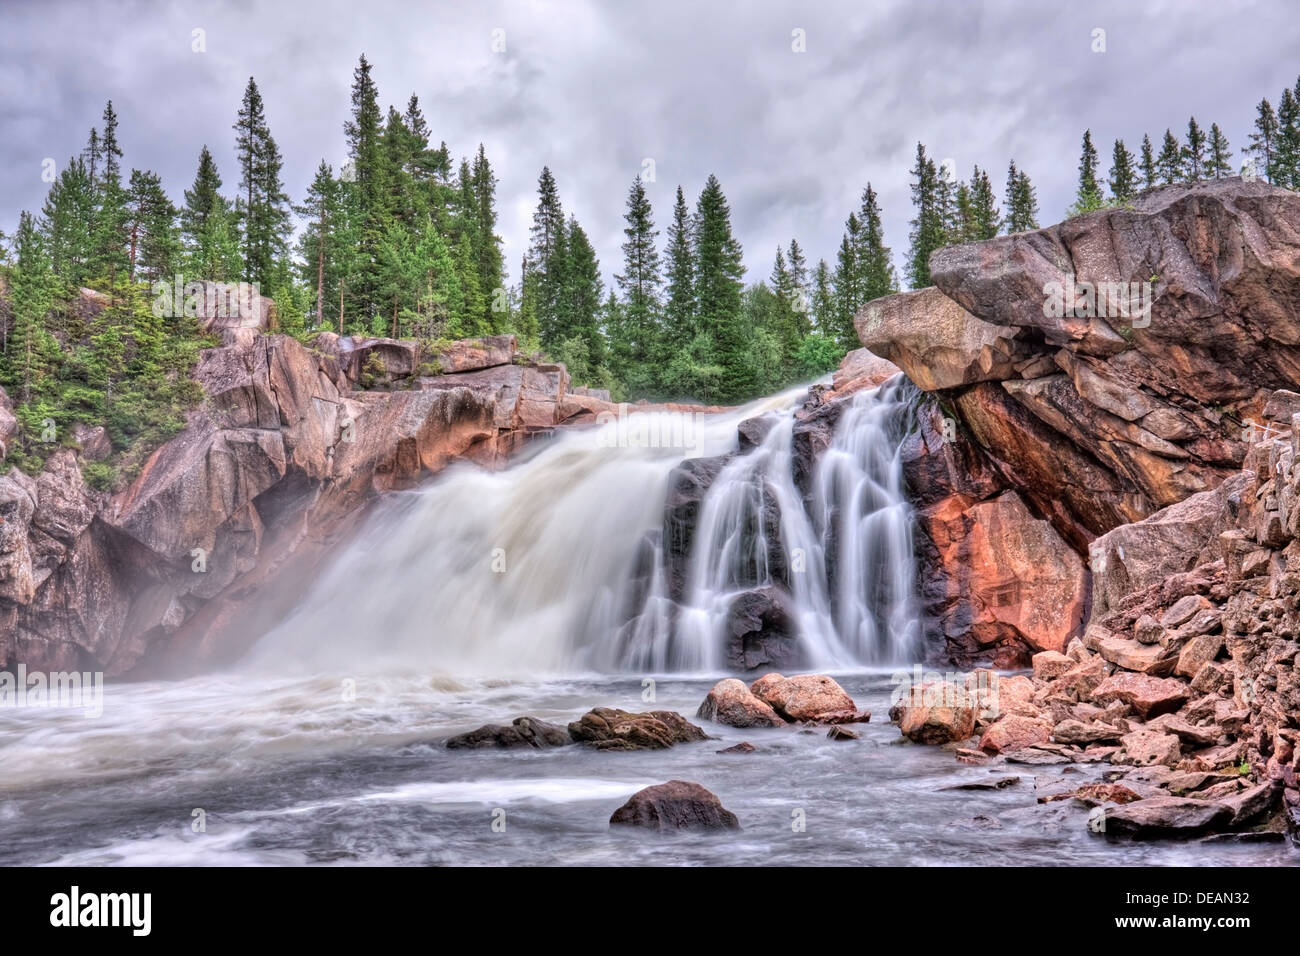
xmin=126 ymin=169 xmax=180 ymax=285
xmin=232 ymin=77 xmax=291 ymax=291
xmin=91 ymin=100 xmax=130 ymax=284
xmin=831 ymin=223 xmax=859 ymax=347
xmin=559 ymin=216 xmax=605 ymax=374
xmin=343 ymin=54 xmax=389 ymax=319
xmin=294 ymin=160 xmax=341 ymax=326
xmin=526 ymin=166 xmax=567 ymax=348
xmin=7 ymin=212 xmax=57 ymax=405
xmin=906 ymin=142 xmax=946 ymax=288
xmin=663 ymin=185 xmax=695 ymax=344
xmin=613 ymin=175 xmax=662 ymax=381
xmin=968 ymin=167 xmax=1001 ymax=239
xmin=181 ymin=146 xmax=241 ymax=281
xmin=1004 ymin=161 xmax=1039 ymax=233
xmin=1140 ymin=134 xmax=1158 ymax=188
xmin=1157 ymin=129 xmax=1184 ymax=183
xmin=470 ymin=144 xmax=505 ymax=332
xmin=786 ymin=237 xmax=809 ymax=326
xmin=1206 ymin=124 xmax=1232 ymax=179
xmin=811 ymin=258 xmax=835 ymax=337
xmin=1244 ymin=99 xmax=1279 ymax=182
xmin=1183 ymin=117 xmax=1208 ymax=180
xmin=1108 ymin=139 xmax=1138 ymax=203
xmin=40 ymin=156 xmax=97 ymax=289
xmin=692 ymin=174 xmax=747 ymax=402
xmin=1071 ymin=129 xmax=1105 ymax=214
xmin=1276 ymin=88 xmax=1300 ymax=188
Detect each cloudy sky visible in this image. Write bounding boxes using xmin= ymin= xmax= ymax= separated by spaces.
xmin=2 ymin=0 xmax=1297 ymax=288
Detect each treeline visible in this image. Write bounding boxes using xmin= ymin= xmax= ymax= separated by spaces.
xmin=4 ymin=57 xmax=1300 ymax=479
xmin=1066 ymin=76 xmax=1300 ymax=214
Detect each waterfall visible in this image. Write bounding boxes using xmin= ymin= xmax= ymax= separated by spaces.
xmin=245 ymin=378 xmax=920 ymax=678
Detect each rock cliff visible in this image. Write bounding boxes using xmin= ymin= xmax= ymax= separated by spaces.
xmin=858 ymin=178 xmax=1300 ymax=665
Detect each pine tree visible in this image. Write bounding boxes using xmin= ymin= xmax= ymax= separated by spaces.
xmin=692 ymin=174 xmax=747 ymax=402
xmin=1157 ymin=129 xmax=1184 ymax=183
xmin=1071 ymin=129 xmax=1105 ymax=214
xmin=1108 ymin=139 xmax=1138 ymax=203
xmin=1206 ymin=124 xmax=1232 ymax=179
xmin=1140 ymin=134 xmax=1158 ymax=188
xmin=906 ymin=142 xmax=946 ymax=288
xmin=1244 ymin=99 xmax=1279 ymax=183
xmin=181 ymin=146 xmax=241 ymax=281
xmin=1183 ymin=117 xmax=1208 ymax=180
xmin=1004 ymin=161 xmax=1039 ymax=234
xmin=663 ymin=185 xmax=695 ymax=344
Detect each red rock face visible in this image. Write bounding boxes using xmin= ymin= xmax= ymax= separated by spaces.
xmin=866 ymin=180 xmax=1300 ymax=667
xmin=0 ymin=331 xmax=590 ymax=677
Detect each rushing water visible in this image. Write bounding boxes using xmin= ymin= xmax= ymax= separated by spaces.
xmin=0 ymin=380 xmax=1294 ymax=865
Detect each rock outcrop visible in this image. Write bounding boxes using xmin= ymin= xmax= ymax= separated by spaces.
xmin=859 ymin=179 xmax=1300 ymax=665
xmin=0 ymin=331 xmax=588 ymax=676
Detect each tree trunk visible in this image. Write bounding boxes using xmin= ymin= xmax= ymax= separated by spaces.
xmin=315 ymin=213 xmax=326 ymax=327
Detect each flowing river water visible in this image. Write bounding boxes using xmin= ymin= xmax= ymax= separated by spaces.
xmin=0 ymin=382 xmax=1293 ymax=865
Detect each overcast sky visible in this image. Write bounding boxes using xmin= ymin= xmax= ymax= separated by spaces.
xmin=2 ymin=0 xmax=1298 ymax=289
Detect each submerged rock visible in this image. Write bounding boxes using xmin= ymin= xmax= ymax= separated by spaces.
xmin=609 ymin=780 xmax=740 ymax=831
xmin=568 ymin=708 xmax=709 ymax=751
xmin=1095 ymin=796 xmax=1232 ymax=838
xmin=446 ymin=716 xmax=573 ymax=750
xmin=717 ymin=742 xmax=756 ymax=755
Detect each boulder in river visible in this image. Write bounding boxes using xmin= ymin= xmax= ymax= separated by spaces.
xmin=609 ymin=780 xmax=741 ymax=831
xmin=697 ymin=678 xmax=786 ymax=728
xmin=568 ymin=707 xmax=709 ymax=751
xmin=891 ymin=679 xmax=978 ymax=744
xmin=749 ymin=672 xmax=862 ymax=723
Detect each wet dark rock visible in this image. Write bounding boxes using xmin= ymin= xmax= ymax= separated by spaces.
xmin=609 ymin=780 xmax=740 ymax=831
xmin=724 ymin=587 xmax=801 ymax=672
xmin=568 ymin=707 xmax=709 ymax=751
xmin=446 ymin=716 xmax=573 ymax=749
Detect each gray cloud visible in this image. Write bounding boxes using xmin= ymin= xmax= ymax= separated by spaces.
xmin=2 ymin=0 xmax=1297 ymax=289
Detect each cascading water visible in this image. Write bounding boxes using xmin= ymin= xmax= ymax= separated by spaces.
xmin=247 ymin=377 xmax=921 ymax=678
